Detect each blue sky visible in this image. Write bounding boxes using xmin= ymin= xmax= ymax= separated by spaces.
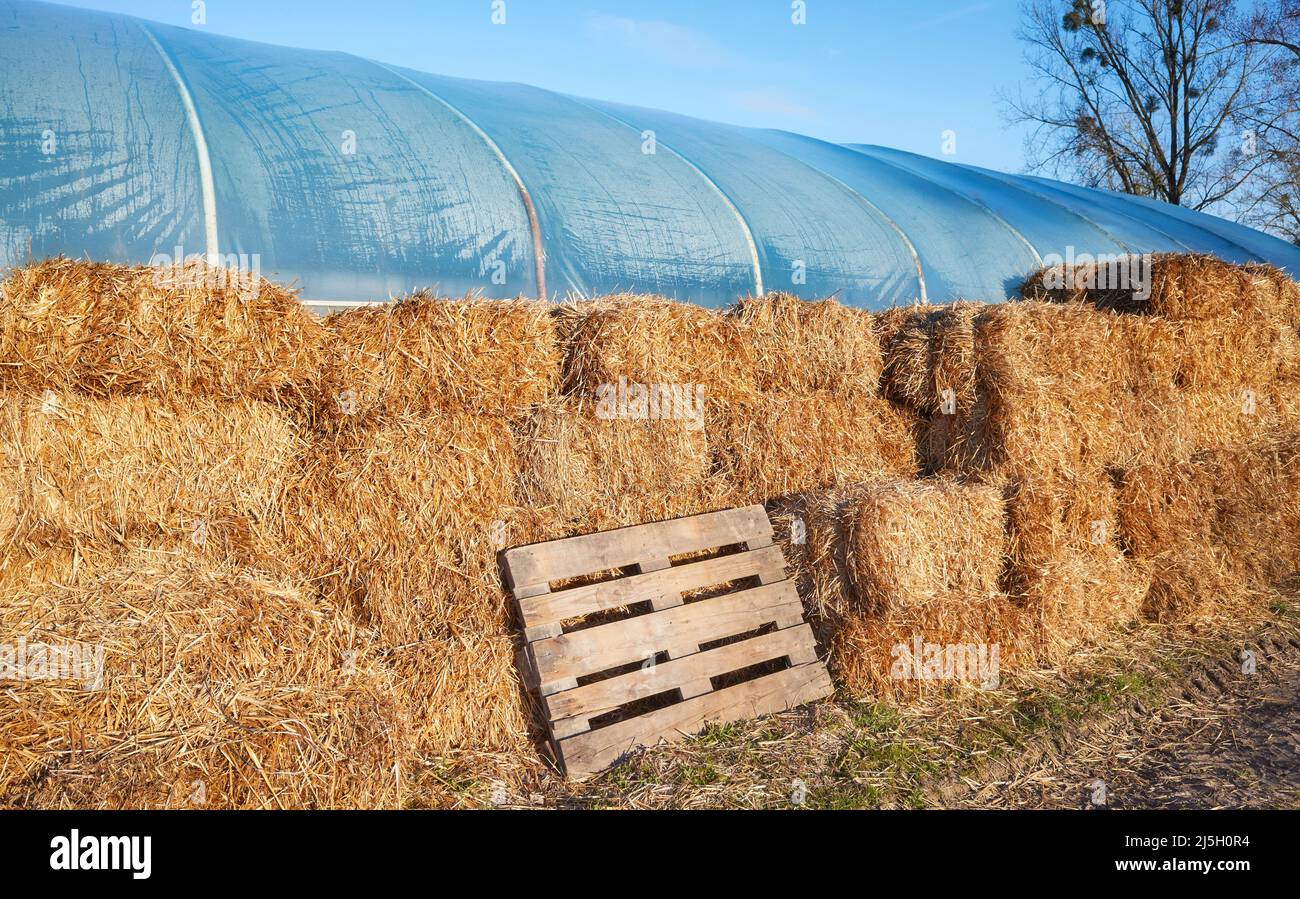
xmin=69 ymin=0 xmax=1033 ymax=172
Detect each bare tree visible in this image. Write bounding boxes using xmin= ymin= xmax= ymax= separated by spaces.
xmin=1234 ymin=1 xmax=1300 ymax=242
xmin=1008 ymin=0 xmax=1266 ymax=210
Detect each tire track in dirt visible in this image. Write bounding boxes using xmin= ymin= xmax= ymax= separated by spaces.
xmin=933 ymin=629 xmax=1300 ymax=809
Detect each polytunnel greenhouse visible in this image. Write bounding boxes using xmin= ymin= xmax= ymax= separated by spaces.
xmin=2 ymin=0 xmax=1299 ymax=306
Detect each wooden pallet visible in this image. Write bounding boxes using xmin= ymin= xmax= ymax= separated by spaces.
xmin=504 ymin=505 xmax=833 ymax=779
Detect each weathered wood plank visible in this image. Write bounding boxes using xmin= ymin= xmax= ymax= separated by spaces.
xmin=518 ymin=546 xmax=786 ymax=629
xmin=636 ymin=559 xmax=685 ymax=612
xmin=545 ymin=626 xmax=819 ymax=726
xmin=503 ymin=505 xmax=772 ymax=588
xmin=529 ymin=582 xmax=805 ymax=683
xmin=557 ymin=663 xmax=834 ymax=779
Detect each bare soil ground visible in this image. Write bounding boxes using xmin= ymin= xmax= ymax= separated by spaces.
xmin=936 ymin=626 xmax=1300 ymax=809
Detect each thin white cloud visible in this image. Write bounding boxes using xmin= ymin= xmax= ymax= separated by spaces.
xmin=728 ymin=88 xmax=821 ymax=122
xmin=585 ymin=14 xmax=739 ymax=69
xmin=912 ymin=3 xmax=994 ymax=29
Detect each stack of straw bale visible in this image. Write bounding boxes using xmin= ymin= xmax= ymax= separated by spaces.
xmin=0 ymin=258 xmax=318 ymax=589
xmin=0 ymin=554 xmax=410 ymax=809
xmin=1116 ymin=435 xmax=1300 ymax=622
xmin=1013 ymin=254 xmax=1300 ymax=626
xmin=291 ymin=296 xmax=564 ymax=766
xmin=289 ymin=411 xmax=531 ymax=763
xmin=534 ymin=293 xmax=917 ymax=521
xmin=0 ymin=260 xmax=424 ymax=807
xmin=772 ymin=478 xmax=1015 ymax=697
xmin=516 ymin=297 xmax=743 ymax=535
xmin=999 ymin=467 xmax=1150 ymax=660
xmin=4 ymin=252 xmax=1298 ymax=806
xmin=713 ymin=294 xmax=917 ymax=503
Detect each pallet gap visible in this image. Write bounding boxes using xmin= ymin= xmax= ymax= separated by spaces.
xmin=699 ymin=621 xmax=778 ymax=652
xmin=586 ymin=687 xmax=684 ymax=730
xmin=682 ymin=573 xmax=767 ymax=603
xmin=668 ymin=542 xmax=746 ymax=566
xmin=576 ymin=650 xmax=670 ymax=687
xmin=562 ymin=600 xmax=654 ymax=634
xmin=711 ymin=655 xmax=792 ymax=691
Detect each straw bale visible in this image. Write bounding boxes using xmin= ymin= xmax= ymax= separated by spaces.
xmin=956 ymin=301 xmax=1283 ymax=475
xmin=285 ymin=412 xmax=534 ymax=760
xmin=311 ymin=293 xmax=561 ymax=431
xmin=1211 ymin=434 xmax=1300 ymax=584
xmin=289 ymin=411 xmax=519 ymax=640
xmin=1127 ymin=308 xmax=1289 ymax=391
xmin=516 ymin=397 xmax=730 ymax=535
xmin=1021 ymin=253 xmax=1261 ymax=319
xmin=843 ymin=479 xmax=1005 ymax=614
xmin=998 ymin=466 xmax=1149 ymax=659
xmin=0 ymin=556 xmax=412 ymax=809
xmin=0 ymin=258 xmax=322 ymax=404
xmin=839 ymin=479 xmax=1014 ymax=697
xmin=772 ymin=480 xmax=1018 ymax=698
xmin=729 ymin=293 xmax=881 ymax=396
xmin=1242 ymin=262 xmax=1300 ymax=329
xmin=1015 ymin=551 xmax=1149 ymax=663
xmin=916 ymin=303 xmax=986 ymax=471
xmin=0 ymin=390 xmax=300 ymax=568
xmin=711 ymin=391 xmax=917 ymax=504
xmin=0 ymin=546 xmax=93 ymax=605
xmin=386 ymin=636 xmax=533 ymax=759
xmin=1003 ymin=467 xmax=1121 ymax=570
xmin=877 ymin=303 xmax=983 ymax=416
xmin=557 ymin=296 xmax=759 ymax=402
xmin=956 ymin=302 xmax=1125 ymax=473
xmin=1116 ymin=435 xmax=1300 ymax=622
xmin=829 ymin=603 xmax=1024 ymax=700
xmin=768 ymin=489 xmax=856 ymax=627
xmin=877 ymin=305 xmax=941 ymax=411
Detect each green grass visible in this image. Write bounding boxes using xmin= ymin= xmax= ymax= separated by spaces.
xmin=678 ymin=763 xmax=721 ymax=786
xmin=1269 ymin=596 xmax=1299 ymax=621
xmin=807 ymin=780 xmax=884 ymax=810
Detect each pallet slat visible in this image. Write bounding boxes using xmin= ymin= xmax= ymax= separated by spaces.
xmin=518 ymin=545 xmax=787 ymax=628
xmin=526 ymin=582 xmax=805 ymax=685
xmin=503 ymin=505 xmax=772 ymax=589
xmin=544 ymin=626 xmax=819 ymax=726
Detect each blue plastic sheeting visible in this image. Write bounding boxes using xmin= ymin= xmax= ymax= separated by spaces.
xmin=957 ymin=165 xmax=1206 ymax=258
xmin=397 ymin=70 xmax=757 ymax=303
xmin=0 ymin=1 xmax=206 ymax=267
xmin=587 ymin=101 xmax=924 ymax=305
xmin=149 ymin=25 xmax=536 ymax=299
xmin=746 ymin=130 xmax=1045 ymax=301
xmin=846 ymin=145 xmax=1129 ymax=262
xmin=1014 ymin=174 xmax=1250 ymax=263
xmin=4 ymin=0 xmax=1300 ymax=307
